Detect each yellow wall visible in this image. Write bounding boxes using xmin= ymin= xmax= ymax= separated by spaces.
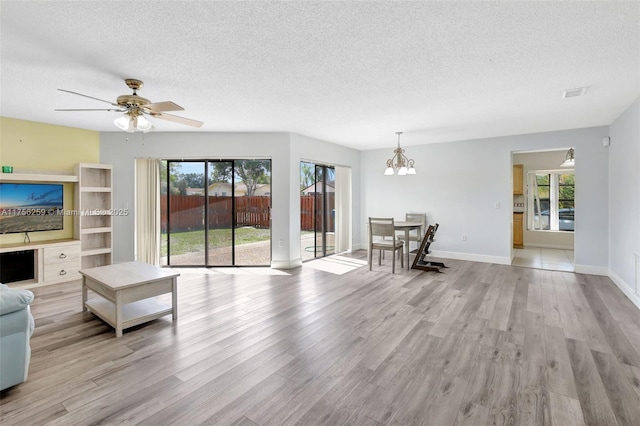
xmin=0 ymin=117 xmax=100 ymax=244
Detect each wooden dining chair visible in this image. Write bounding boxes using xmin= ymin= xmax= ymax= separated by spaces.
xmin=368 ymin=217 xmax=404 ymax=273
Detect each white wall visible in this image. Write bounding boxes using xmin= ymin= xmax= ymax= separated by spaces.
xmin=360 ymin=126 xmax=610 ymax=271
xmin=513 ymin=150 xmax=574 ymax=250
xmin=99 ymin=131 xmax=360 ymax=268
xmin=608 ymin=98 xmax=640 ymax=307
xmin=100 ymin=124 xmax=614 ymax=275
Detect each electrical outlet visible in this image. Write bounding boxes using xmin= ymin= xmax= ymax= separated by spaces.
xmin=494 ymin=201 xmax=500 ymax=209
xmin=462 ymin=234 xmax=467 ymax=241
xmin=279 ymin=239 xmax=284 ymax=247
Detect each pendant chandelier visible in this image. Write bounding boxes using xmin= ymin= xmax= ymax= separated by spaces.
xmin=560 ymin=147 xmax=575 ymax=167
xmin=384 ymin=132 xmax=416 ymax=175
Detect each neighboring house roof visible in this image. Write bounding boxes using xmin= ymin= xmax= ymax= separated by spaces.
xmin=185 ymin=187 xmax=204 ymax=195
xmin=301 ymin=182 xmax=335 ymax=194
xmin=207 ymin=182 xmax=271 ymax=195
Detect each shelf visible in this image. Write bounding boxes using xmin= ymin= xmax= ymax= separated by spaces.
xmin=0 ymin=238 xmax=79 ymax=252
xmin=82 ymin=248 xmax=112 ymax=256
xmin=81 ymin=187 xmax=112 ymax=192
xmin=81 ymin=227 xmax=112 ymax=234
xmin=78 ymin=163 xmax=112 ymax=170
xmin=0 ymin=173 xmax=78 ymax=183
xmin=85 ymin=298 xmax=172 ymax=331
xmin=75 ymin=163 xmax=113 ymax=269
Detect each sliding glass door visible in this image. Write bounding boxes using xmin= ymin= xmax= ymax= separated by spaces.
xmin=300 ymin=162 xmax=335 ymax=261
xmin=164 ymin=161 xmax=207 ymax=266
xmin=233 ymin=160 xmax=272 ymax=265
xmin=162 ymin=159 xmax=271 ymax=267
xmin=207 ymin=161 xmax=234 ymax=265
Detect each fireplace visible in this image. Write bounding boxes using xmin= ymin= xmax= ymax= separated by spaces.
xmin=0 ymin=250 xmax=35 ymax=284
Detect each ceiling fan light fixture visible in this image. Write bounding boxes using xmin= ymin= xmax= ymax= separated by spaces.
xmin=58 ymin=78 xmax=203 ymax=131
xmin=114 ymin=115 xmax=131 ymax=131
xmin=114 ymin=112 xmax=154 ymax=133
xmin=137 ymin=115 xmax=153 ymax=132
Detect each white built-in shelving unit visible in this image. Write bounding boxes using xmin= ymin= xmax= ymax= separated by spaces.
xmin=0 ymin=170 xmax=81 ymax=287
xmin=0 ymin=164 xmax=113 ymax=286
xmin=74 ymin=163 xmax=113 ymax=269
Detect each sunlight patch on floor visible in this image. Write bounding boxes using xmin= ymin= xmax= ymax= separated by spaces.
xmin=304 ymin=255 xmax=368 ymax=275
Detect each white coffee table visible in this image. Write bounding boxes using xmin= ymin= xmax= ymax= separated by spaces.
xmin=80 ymin=261 xmax=180 ymax=337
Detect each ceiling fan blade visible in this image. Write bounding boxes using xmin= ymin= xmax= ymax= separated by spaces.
xmin=142 ymin=101 xmax=184 ymax=112
xmin=151 ymin=112 xmax=204 ymax=128
xmin=55 ymin=108 xmax=125 ymax=112
xmin=58 ymin=89 xmax=119 ymax=106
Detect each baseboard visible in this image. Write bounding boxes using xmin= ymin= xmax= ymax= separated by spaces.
xmin=574 ymin=265 xmax=609 ymax=276
xmin=353 ymin=243 xmax=366 ymax=251
xmin=608 ymin=270 xmax=640 ymax=310
xmin=430 ymin=250 xmax=511 ymax=265
xmin=524 ymin=243 xmax=575 ymax=250
xmin=271 ymin=258 xmax=303 ymax=269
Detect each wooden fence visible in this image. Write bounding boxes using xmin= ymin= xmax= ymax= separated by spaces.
xmin=300 ymin=194 xmax=335 ymax=232
xmin=161 ymin=195 xmax=270 ymax=232
xmin=161 ymin=194 xmax=334 ymax=232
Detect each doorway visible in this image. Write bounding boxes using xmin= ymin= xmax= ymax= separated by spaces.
xmin=512 ymin=150 xmax=575 ymax=272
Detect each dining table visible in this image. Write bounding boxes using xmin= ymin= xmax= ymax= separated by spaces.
xmin=394 ymin=220 xmax=423 ymax=269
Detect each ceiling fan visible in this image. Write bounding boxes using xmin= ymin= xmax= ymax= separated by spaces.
xmin=56 ymin=79 xmax=204 ymax=133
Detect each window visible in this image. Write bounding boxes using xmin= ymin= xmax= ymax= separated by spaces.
xmin=528 ymin=171 xmax=574 ymax=232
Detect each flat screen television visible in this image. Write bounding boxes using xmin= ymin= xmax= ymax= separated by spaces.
xmin=0 ymin=183 xmax=64 ymax=234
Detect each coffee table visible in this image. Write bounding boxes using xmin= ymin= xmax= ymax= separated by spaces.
xmin=80 ymin=261 xmax=180 ymax=337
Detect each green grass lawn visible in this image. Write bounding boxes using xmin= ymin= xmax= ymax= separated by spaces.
xmin=161 ymin=227 xmax=270 ymax=256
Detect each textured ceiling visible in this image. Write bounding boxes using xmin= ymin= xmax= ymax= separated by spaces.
xmin=1 ymin=1 xmax=638 ymax=150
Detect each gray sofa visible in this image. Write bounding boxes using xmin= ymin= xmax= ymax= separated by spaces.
xmin=0 ymin=283 xmax=35 ymax=391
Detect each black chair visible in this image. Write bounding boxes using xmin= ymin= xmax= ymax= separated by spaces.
xmin=411 ymin=223 xmax=446 ymax=272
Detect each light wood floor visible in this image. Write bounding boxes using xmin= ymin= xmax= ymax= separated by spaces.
xmin=512 ymin=248 xmax=575 ymax=272
xmin=2 ymin=251 xmax=640 ymax=426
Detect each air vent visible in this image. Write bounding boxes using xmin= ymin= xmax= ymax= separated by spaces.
xmin=562 ymin=87 xmax=588 ymax=99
